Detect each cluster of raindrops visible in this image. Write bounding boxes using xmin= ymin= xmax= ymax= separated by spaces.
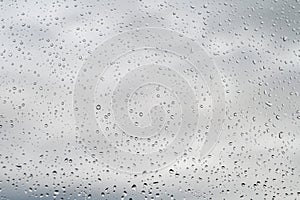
xmin=0 ymin=0 xmax=299 ymax=199
xmin=73 ymin=27 xmax=225 ymax=174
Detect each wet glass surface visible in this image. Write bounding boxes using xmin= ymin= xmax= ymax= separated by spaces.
xmin=0 ymin=0 xmax=299 ymax=199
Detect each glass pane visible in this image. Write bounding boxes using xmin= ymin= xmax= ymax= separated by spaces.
xmin=0 ymin=0 xmax=299 ymax=199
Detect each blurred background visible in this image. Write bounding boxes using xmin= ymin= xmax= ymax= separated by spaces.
xmin=0 ymin=0 xmax=299 ymax=199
